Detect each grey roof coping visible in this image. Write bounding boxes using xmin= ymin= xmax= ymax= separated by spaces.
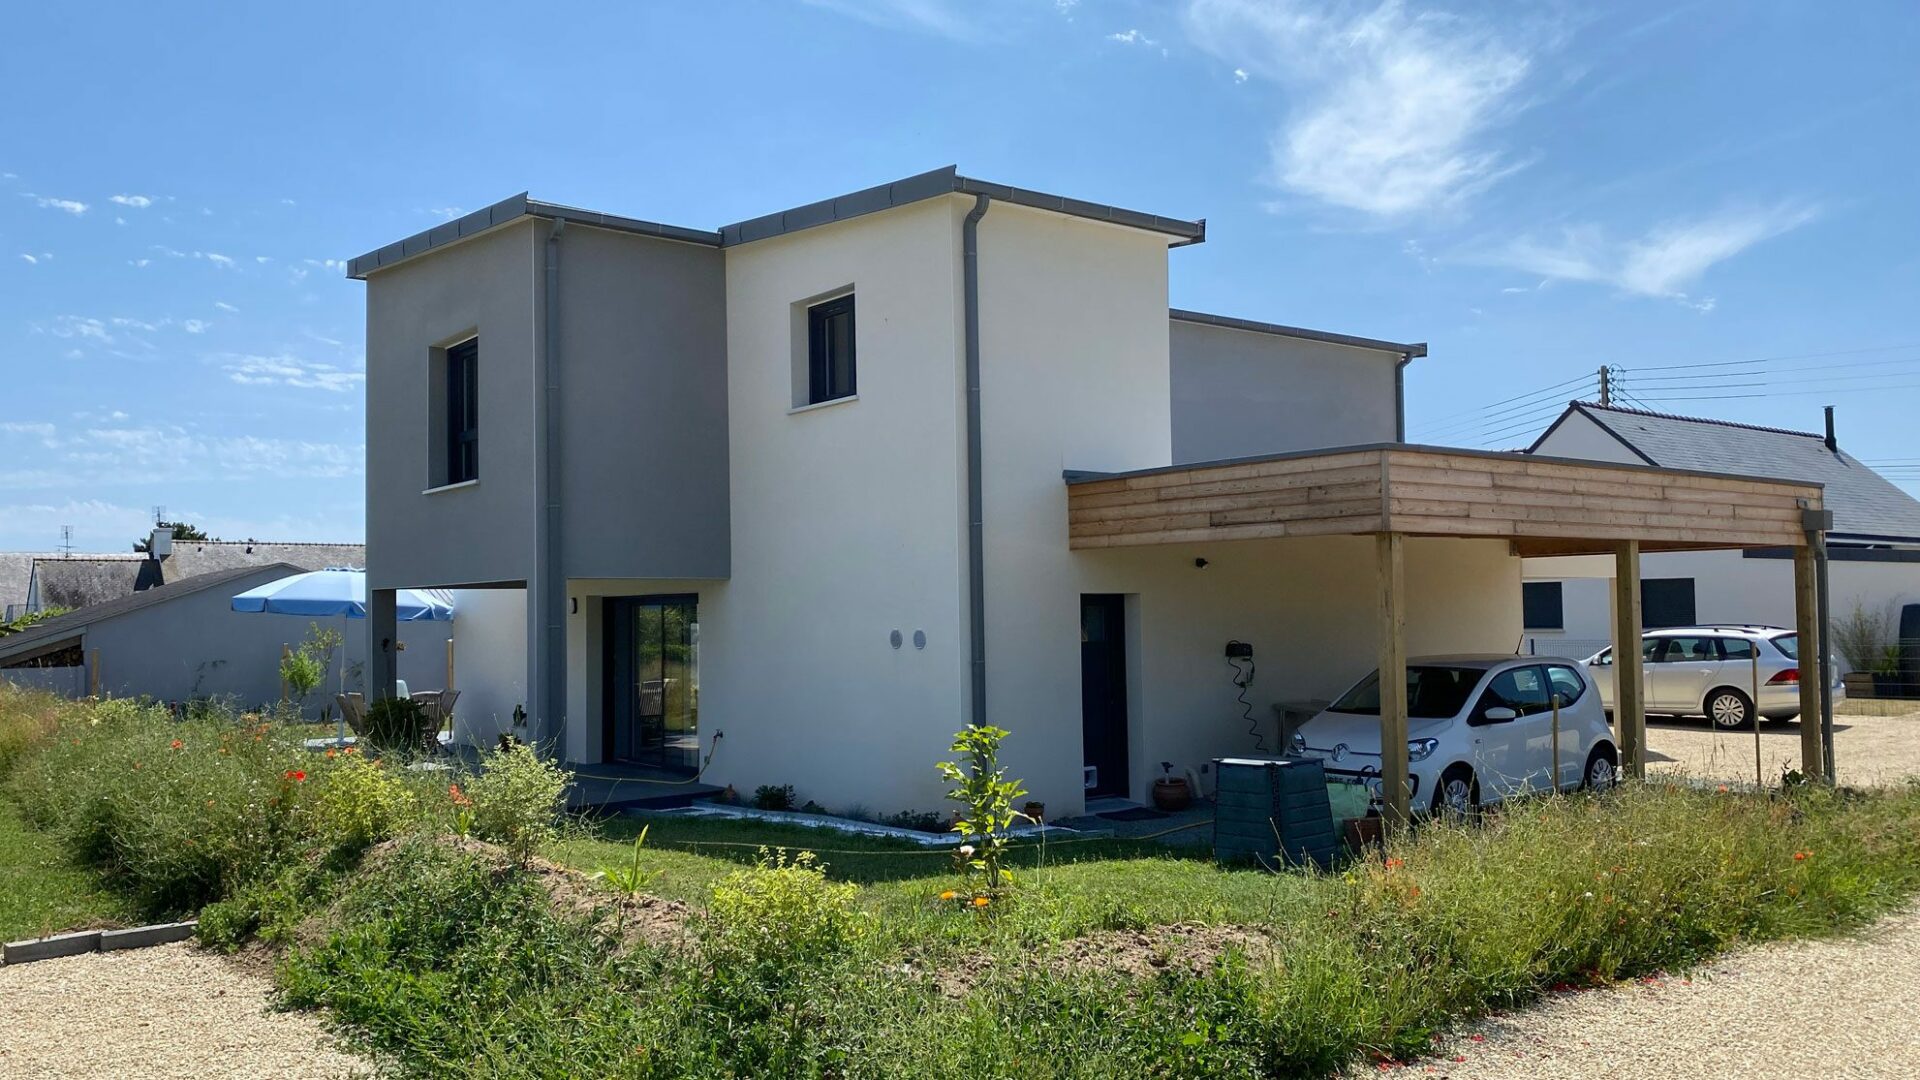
xmin=1169 ymin=308 xmax=1427 ymax=358
xmin=1063 ymin=441 xmax=1823 ymax=495
xmin=347 ymin=166 xmax=1207 ymax=279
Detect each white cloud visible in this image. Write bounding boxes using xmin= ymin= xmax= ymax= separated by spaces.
xmin=110 ymin=316 xmax=166 ymax=332
xmin=220 ymin=353 xmax=365 ymax=393
xmin=1109 ymin=28 xmax=1157 ymax=45
xmin=0 ymin=422 xmax=364 ymax=496
xmin=303 ymin=258 xmax=346 ymax=271
xmin=198 ymin=251 xmax=236 ymax=269
xmin=115 ymin=216 xmax=127 ymax=226
xmin=45 ymin=316 xmax=114 ymax=343
xmin=1233 ymin=67 xmax=1248 ymax=83
xmin=1484 ymin=202 xmax=1820 ymax=308
xmin=254 ymin=256 xmax=272 ymax=264
xmin=424 ymin=207 xmax=464 ymax=221
xmin=31 ymin=195 xmax=89 ymax=215
xmin=1185 ymin=0 xmax=1543 ymax=218
xmin=0 ymin=421 xmax=58 ymax=443
xmin=19 ymin=253 xmax=37 ymax=265
xmin=214 ymin=301 xmax=239 ymax=313
xmin=128 ymin=258 xmax=151 ymax=268
xmin=109 ymin=194 xmax=153 ymax=208
xmin=182 ymin=319 xmax=210 ymax=334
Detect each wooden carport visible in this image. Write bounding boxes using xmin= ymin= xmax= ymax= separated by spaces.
xmin=1066 ymin=444 xmax=1832 ymax=823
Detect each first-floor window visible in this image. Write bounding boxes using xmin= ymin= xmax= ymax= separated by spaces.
xmin=1522 ymin=581 xmax=1564 ymax=631
xmin=1641 ymin=577 xmax=1696 ymax=629
xmin=806 ymin=294 xmax=855 ymax=404
xmin=445 ymin=338 xmax=478 ymax=484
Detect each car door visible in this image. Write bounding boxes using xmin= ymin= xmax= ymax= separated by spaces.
xmin=1647 ymin=635 xmax=1721 ymax=715
xmin=1543 ymin=664 xmax=1591 ymax=790
xmin=1469 ymin=665 xmax=1553 ymax=798
xmin=1587 ymin=637 xmax=1658 ymax=712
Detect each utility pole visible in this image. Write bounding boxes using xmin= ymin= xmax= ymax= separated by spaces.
xmin=1598 ymin=365 xmax=1612 ymax=407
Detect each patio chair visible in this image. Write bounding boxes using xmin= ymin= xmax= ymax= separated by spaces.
xmin=335 ymin=692 xmax=367 ymax=737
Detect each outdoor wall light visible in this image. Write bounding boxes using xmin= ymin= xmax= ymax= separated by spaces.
xmin=1194 ymin=557 xmax=1210 ymax=569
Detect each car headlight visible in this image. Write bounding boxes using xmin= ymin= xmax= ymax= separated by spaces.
xmin=1289 ymin=730 xmax=1308 ymax=755
xmin=1407 ymin=738 xmax=1439 ymax=762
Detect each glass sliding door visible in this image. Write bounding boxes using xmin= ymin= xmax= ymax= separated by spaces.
xmin=602 ymin=595 xmax=699 ymax=772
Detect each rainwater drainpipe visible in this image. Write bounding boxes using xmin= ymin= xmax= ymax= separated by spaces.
xmin=1394 ymin=354 xmax=1414 ymax=442
xmin=536 ymin=218 xmax=567 ymax=754
xmin=964 ymin=193 xmax=991 ymax=729
xmin=1804 ymin=502 xmax=1837 ymax=783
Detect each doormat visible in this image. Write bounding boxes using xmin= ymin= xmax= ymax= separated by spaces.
xmin=1098 ymin=807 xmax=1169 ymax=822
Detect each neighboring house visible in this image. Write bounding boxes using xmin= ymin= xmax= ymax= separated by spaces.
xmin=348 ymin=166 xmax=1833 ymax=818
xmin=1522 ymin=402 xmax=1920 ymax=664
xmin=0 ymin=562 xmax=457 ymax=714
xmin=17 ymin=528 xmax=366 ymax=616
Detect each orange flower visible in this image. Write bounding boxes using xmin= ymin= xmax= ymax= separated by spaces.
xmin=971 ymin=896 xmax=990 ymax=907
xmin=324 ymin=748 xmax=337 ymax=759
xmin=285 ymin=769 xmax=307 ymax=782
xmin=1384 ymin=858 xmax=1404 ymax=870
xmin=342 ymin=745 xmax=357 ymax=755
xmin=938 ymin=890 xmax=958 ymax=901
xmin=449 ymin=783 xmax=472 ymax=807
xmin=169 ymin=739 xmax=183 ymax=750
xmin=1794 ymin=851 xmax=1811 ymax=862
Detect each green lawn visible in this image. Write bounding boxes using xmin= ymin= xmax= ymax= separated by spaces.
xmin=0 ymin=797 xmax=127 ymax=942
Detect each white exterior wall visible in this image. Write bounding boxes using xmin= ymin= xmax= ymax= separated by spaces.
xmin=975 ymin=203 xmax=1176 ymax=818
xmin=1532 ymin=410 xmax=1645 ymax=465
xmin=701 ymin=198 xmax=970 ymax=814
xmin=1524 ymin=549 xmax=1920 ymax=668
xmin=448 ymin=587 xmax=527 ymax=748
xmin=1076 ymin=536 xmax=1521 ymax=803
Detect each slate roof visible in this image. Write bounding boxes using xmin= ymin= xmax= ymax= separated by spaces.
xmin=0 ymin=552 xmax=65 ymax=618
xmin=0 ymin=563 xmax=303 ymax=664
xmin=28 ymin=557 xmax=158 ymax=612
xmin=5 ymin=540 xmax=363 ymax=618
xmin=160 ymin=540 xmax=363 ymax=579
xmin=1530 ymin=402 xmax=1920 ymax=543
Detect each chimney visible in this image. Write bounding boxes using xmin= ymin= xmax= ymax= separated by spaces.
xmin=148 ymin=526 xmax=173 ymax=560
xmin=1823 ymin=406 xmax=1837 ymax=453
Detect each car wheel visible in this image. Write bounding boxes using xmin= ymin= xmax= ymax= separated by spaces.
xmin=1582 ymin=744 xmax=1618 ymax=791
xmin=1429 ymin=765 xmax=1478 ymax=821
xmin=1706 ymin=688 xmax=1755 ymax=731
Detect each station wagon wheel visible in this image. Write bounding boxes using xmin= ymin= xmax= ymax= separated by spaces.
xmin=1706 ymin=688 xmax=1755 ymax=731
xmin=1430 ymin=765 xmax=1478 ymax=821
xmin=1583 ymin=744 xmax=1617 ymax=791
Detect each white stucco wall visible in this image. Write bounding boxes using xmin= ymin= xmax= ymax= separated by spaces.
xmin=1531 ymin=410 xmax=1646 ymax=465
xmin=448 ymin=587 xmax=528 ymax=748
xmin=698 ymin=197 xmax=971 ymax=814
xmin=1169 ymin=319 xmax=1400 ymax=462
xmin=1523 ymin=549 xmax=1920 ymax=668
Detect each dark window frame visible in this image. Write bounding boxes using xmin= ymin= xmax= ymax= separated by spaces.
xmin=806 ymin=294 xmax=856 ymax=404
xmin=1522 ymin=581 xmax=1565 ymax=631
xmin=445 ymin=338 xmax=479 ymax=485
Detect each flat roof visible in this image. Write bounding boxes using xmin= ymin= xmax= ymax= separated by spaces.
xmin=348 ymin=166 xmax=1207 ymax=279
xmin=1169 ymin=308 xmax=1427 ymax=358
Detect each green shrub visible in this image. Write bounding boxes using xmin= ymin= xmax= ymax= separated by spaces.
xmin=752 ymin=783 xmax=796 ymax=810
xmin=937 ymin=723 xmax=1027 ymax=898
xmin=463 ymin=742 xmax=570 ymax=864
xmin=360 ymin=696 xmax=435 ymax=754
xmin=310 ymin=753 xmax=422 ymax=852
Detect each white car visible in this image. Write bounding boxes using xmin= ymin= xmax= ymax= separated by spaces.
xmin=1582 ymin=625 xmax=1844 ymax=730
xmin=1291 ymin=654 xmax=1618 ymax=816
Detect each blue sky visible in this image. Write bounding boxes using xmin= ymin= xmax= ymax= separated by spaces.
xmin=4 ymin=1 xmax=1916 ymax=551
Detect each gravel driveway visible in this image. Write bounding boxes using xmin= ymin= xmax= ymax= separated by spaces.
xmin=0 ymin=942 xmax=366 ymax=1079
xmin=1647 ymin=708 xmax=1920 ymax=788
xmin=1414 ymin=902 xmax=1920 ymax=1078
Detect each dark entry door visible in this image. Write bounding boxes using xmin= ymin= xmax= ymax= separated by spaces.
xmin=602 ymin=595 xmax=699 ymax=772
xmin=1080 ymin=594 xmax=1129 ymax=799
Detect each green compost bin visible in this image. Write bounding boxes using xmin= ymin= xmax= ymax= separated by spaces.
xmin=1212 ymin=757 xmax=1338 ymax=869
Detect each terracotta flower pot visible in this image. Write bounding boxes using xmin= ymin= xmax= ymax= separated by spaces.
xmin=1151 ymin=776 xmax=1192 ymax=812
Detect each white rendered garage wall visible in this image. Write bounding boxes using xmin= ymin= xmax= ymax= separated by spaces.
xmin=1077 ymin=536 xmax=1522 ymax=804
xmin=973 ymin=201 xmax=1179 ymax=818
xmin=704 ymin=197 xmax=970 ymax=814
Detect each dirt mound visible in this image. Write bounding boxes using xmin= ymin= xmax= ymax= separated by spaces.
xmin=929 ymin=921 xmax=1276 ymax=997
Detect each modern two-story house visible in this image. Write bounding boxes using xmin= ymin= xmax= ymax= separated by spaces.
xmin=350 ymin=167 xmax=1838 ymax=819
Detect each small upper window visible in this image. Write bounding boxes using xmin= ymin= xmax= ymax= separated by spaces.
xmin=806 ymin=294 xmax=856 ymax=405
xmin=446 ymin=338 xmax=479 ymax=485
xmin=1522 ymin=581 xmax=1564 ymax=631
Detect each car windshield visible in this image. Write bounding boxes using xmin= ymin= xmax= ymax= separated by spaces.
xmin=1329 ymin=666 xmax=1484 ymax=719
xmin=1769 ymin=633 xmax=1799 ymax=659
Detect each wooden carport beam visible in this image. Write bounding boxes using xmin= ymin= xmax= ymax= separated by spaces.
xmin=1613 ymin=541 xmax=1646 ymax=779
xmin=1793 ymin=546 xmax=1826 ymax=782
xmin=1376 ymin=532 xmax=1411 ymax=825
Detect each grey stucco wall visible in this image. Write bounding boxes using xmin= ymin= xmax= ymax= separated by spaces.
xmin=79 ymin=569 xmax=449 ymax=713
xmin=1169 ymin=319 xmax=1401 ymax=463
xmin=558 ymin=226 xmax=729 ymax=578
xmin=364 ymin=221 xmax=541 ymax=591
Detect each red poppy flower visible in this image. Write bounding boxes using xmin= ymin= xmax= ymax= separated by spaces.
xmin=169 ymin=739 xmax=183 ymax=750
xmin=1794 ymin=851 xmax=1811 ymax=862
xmin=285 ymin=769 xmax=306 ymax=782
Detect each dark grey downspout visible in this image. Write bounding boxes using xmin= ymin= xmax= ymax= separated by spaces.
xmin=1814 ymin=531 xmax=1835 ymax=781
xmin=538 ymin=218 xmax=567 ymax=753
xmin=1394 ymin=354 xmax=1414 ymax=442
xmin=964 ymin=193 xmax=991 ymax=729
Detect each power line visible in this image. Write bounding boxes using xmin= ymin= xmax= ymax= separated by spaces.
xmin=1414 ymin=371 xmax=1594 ymax=429
xmin=1615 ymin=355 xmax=1920 ymax=385
xmin=1615 ymin=341 xmax=1920 ymax=374
xmin=1634 ymin=380 xmax=1920 ymax=403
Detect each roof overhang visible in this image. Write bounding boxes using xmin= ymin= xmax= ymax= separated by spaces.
xmin=347 ymin=166 xmax=1208 ymax=280
xmin=1169 ymin=308 xmax=1426 ymax=358
xmin=1066 ymin=444 xmax=1824 ymax=558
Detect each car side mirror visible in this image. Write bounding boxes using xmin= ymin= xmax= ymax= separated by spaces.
xmin=1481 ymin=706 xmax=1518 ymax=723
xmin=1595 ymin=656 xmax=1612 ymax=666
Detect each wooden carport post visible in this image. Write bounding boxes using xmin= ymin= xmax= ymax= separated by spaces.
xmin=1793 ymin=545 xmax=1827 ymax=782
xmin=1613 ymin=541 xmax=1646 ymax=780
xmin=1377 ymin=532 xmax=1411 ymax=825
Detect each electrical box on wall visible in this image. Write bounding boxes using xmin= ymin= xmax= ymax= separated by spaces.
xmin=1224 ymin=640 xmax=1253 ymax=659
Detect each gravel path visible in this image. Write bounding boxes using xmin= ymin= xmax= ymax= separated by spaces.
xmin=0 ymin=942 xmax=366 ymax=1079
xmin=1414 ymin=903 xmax=1920 ymax=1078
xmin=1647 ymin=709 xmax=1920 ymax=788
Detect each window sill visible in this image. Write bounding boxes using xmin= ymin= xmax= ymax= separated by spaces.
xmin=422 ymin=479 xmax=479 ymax=495
xmin=788 ymin=395 xmax=858 ymax=416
